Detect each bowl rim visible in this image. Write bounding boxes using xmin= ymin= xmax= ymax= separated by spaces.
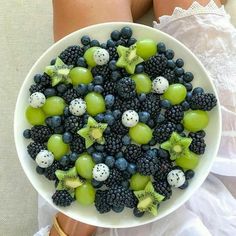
xmin=14 ymin=22 xmax=222 ymax=228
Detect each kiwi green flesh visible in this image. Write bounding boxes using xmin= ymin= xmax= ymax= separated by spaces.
xmin=137 ymin=193 xmax=157 ymax=212
xmin=64 ymin=178 xmax=83 ymax=188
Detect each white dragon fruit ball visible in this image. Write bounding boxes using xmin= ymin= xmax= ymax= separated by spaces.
xmin=92 ymin=164 xmax=110 ymax=181
xmin=69 ymin=98 xmax=86 ymax=116
xmin=93 ymin=48 xmax=110 ymax=65
xmin=152 ymin=76 xmax=169 ymax=94
xmin=36 ymin=150 xmax=54 ymax=168
xmin=167 ymin=169 xmax=186 ymax=188
xmin=122 ymin=110 xmax=139 ymax=128
xmin=29 ymin=92 xmax=46 ymax=108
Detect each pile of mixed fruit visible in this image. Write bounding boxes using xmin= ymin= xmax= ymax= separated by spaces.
xmin=23 ymin=26 xmax=217 ymax=217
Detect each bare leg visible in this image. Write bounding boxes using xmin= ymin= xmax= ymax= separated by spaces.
xmin=131 ymin=0 xmax=153 ymax=21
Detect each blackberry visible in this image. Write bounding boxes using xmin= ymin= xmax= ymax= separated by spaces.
xmin=70 ymin=136 xmax=86 ymax=154
xmin=44 ymin=161 xmax=62 ymax=180
xmin=62 ymin=88 xmax=79 ymax=104
xmin=114 ymin=97 xmax=140 ymax=113
xmin=111 ymin=120 xmax=128 ymax=135
xmin=123 ymin=144 xmax=143 ymax=163
xmin=29 ymin=84 xmax=45 ymax=94
xmin=164 ymin=105 xmax=184 ymax=124
xmin=64 ymin=115 xmax=84 ymax=133
xmin=104 ymin=133 xmax=123 ymax=155
xmin=190 ymin=93 xmax=217 ymax=111
xmin=141 ymin=93 xmax=161 ymax=118
xmin=136 ymin=152 xmax=159 ymax=175
xmin=188 ymin=131 xmax=206 ymax=155
xmin=59 ymin=45 xmax=84 ymax=66
xmin=161 ymin=68 xmax=175 ymax=84
xmin=153 ymin=180 xmax=172 ymax=200
xmin=102 ymin=80 xmax=116 ymax=96
xmin=116 ymin=77 xmax=136 ymax=99
xmin=91 ymin=64 xmax=111 ymax=79
xmin=107 ymin=47 xmax=119 ymax=60
xmin=52 ymin=190 xmax=74 ymax=207
xmin=153 ymin=158 xmax=173 ymax=181
xmin=105 ymin=168 xmax=123 ymax=187
xmin=153 ymin=122 xmax=177 ymax=144
xmin=144 ymin=54 xmax=168 ymax=78
xmin=38 ymin=73 xmax=51 ymax=87
xmin=95 ymin=190 xmax=111 ymax=214
xmin=27 ymin=142 xmax=46 ymax=160
xmin=119 ymin=68 xmax=130 ymax=78
xmin=30 ymin=125 xmax=52 ymax=143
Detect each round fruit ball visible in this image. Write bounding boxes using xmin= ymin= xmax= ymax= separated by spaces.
xmin=25 ymin=106 xmax=45 ymax=125
xmin=130 ymin=173 xmax=150 ymax=191
xmin=122 ymin=110 xmax=139 ymax=127
xmin=35 ymin=150 xmax=54 ymax=168
xmin=84 ymin=46 xmax=100 ymax=67
xmin=69 ymin=98 xmax=86 ymax=116
xmin=163 ymin=84 xmax=187 ymax=105
xmin=42 ymin=96 xmax=66 ymax=116
xmin=167 ymin=169 xmax=186 ymax=188
xmin=152 ymin=76 xmax=169 ymax=94
xmin=129 ymin=122 xmax=153 ymax=144
xmin=92 ymin=163 xmax=110 ymax=181
xmin=29 ymin=92 xmax=46 ymax=108
xmin=69 ymin=67 xmax=93 ymax=85
xmin=175 ymin=151 xmax=199 ymax=170
xmin=131 ymin=73 xmax=152 ymax=94
xmin=75 ymin=182 xmax=95 ymax=206
xmin=136 ymin=39 xmax=157 ymax=60
xmin=93 ymin=48 xmax=110 ymax=65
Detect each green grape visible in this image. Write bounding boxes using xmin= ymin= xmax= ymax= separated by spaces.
xmin=136 ymin=39 xmax=157 ymax=60
xmin=75 ymin=181 xmax=95 ymax=206
xmin=84 ymin=46 xmax=99 ymax=67
xmin=129 ymin=122 xmax=153 ymax=144
xmin=163 ymin=84 xmax=187 ymax=105
xmin=69 ymin=67 xmax=93 ymax=86
xmin=25 ymin=106 xmax=45 ymax=125
xmin=84 ymin=92 xmax=106 ymax=116
xmin=42 ymin=96 xmax=65 ymax=116
xmin=130 ymin=173 xmax=150 ymax=191
xmin=175 ymin=151 xmax=199 ymax=170
xmin=131 ymin=73 xmax=152 ymax=94
xmin=47 ymin=134 xmax=69 ymax=160
xmin=75 ymin=153 xmax=95 ymax=179
xmin=183 ymin=110 xmax=209 ymax=132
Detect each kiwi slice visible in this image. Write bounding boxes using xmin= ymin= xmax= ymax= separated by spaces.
xmin=160 ymin=132 xmax=192 ymax=161
xmin=55 ymin=167 xmax=83 ymax=197
xmin=45 ymin=57 xmax=73 ymax=86
xmin=134 ymin=181 xmax=164 ymax=216
xmin=116 ymin=45 xmax=144 ymax=74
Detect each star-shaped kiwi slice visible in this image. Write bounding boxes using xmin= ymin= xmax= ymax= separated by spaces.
xmin=45 ymin=57 xmax=73 ymax=86
xmin=116 ymin=45 xmax=144 ymax=74
xmin=160 ymin=132 xmax=192 ymax=161
xmin=55 ymin=167 xmax=83 ymax=198
xmin=77 ymin=116 xmax=108 ymax=148
xmin=134 ymin=181 xmax=164 ymax=216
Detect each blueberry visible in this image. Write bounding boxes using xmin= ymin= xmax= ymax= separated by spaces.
xmin=94 ymin=144 xmax=105 ymax=152
xmin=91 ymin=179 xmax=103 ymax=188
xmin=176 ymin=124 xmax=184 ymax=133
xmin=178 ymin=76 xmax=184 ymax=84
xmin=105 ymin=94 xmax=115 ymax=108
xmin=56 ymin=84 xmax=67 ymax=93
xmin=122 ymin=135 xmax=131 ymax=146
xmin=60 ymin=155 xmax=70 ymax=166
xmin=165 ymin=49 xmax=175 ymax=59
xmin=127 ymin=163 xmax=137 ymax=174
xmin=192 ymin=87 xmax=204 ymax=95
xmin=175 ymin=67 xmax=184 ymax=76
xmin=184 ymin=72 xmax=194 ymax=82
xmin=111 ymin=30 xmax=121 ymax=41
xmin=69 ymin=152 xmax=78 ymax=162
xmin=82 ymin=45 xmax=90 ymax=52
xmin=156 ymin=113 xmax=165 ymax=123
xmin=94 ymin=85 xmax=104 ymax=93
xmin=44 ymin=88 xmax=56 ymax=97
xmin=147 ymin=119 xmax=155 ymax=129
xmin=115 ymin=158 xmax=128 ymax=171
xmin=50 ymin=58 xmax=56 ymax=65
xmin=133 ymin=208 xmax=144 ymax=217
xmin=75 ymin=84 xmax=88 ymax=95
xmin=51 ymin=116 xmax=62 ymax=128
xmin=94 ymin=113 xmax=104 ymax=122
xmin=147 ymin=148 xmax=158 ymax=157
xmin=139 ymin=111 xmax=150 ymax=123
xmin=105 ymin=155 xmax=115 ymax=168
xmin=104 ymin=126 xmax=111 ymax=135
xmin=176 ymin=58 xmax=184 ymax=68
xmin=90 ymin=39 xmax=100 ymax=47
xmin=113 ymin=110 xmax=122 ymax=120
xmin=184 ymin=82 xmax=193 ymax=92
xmin=76 ymin=57 xmax=87 ymax=68
xmin=33 ymin=74 xmax=42 ymax=83
xmin=186 ymin=92 xmax=193 ymax=102
xmin=45 ymin=117 xmax=53 ymax=127
xmin=87 ymin=146 xmax=95 ymax=155
xmin=36 ymin=166 xmax=45 ymax=175
xmin=104 ymin=114 xmax=115 ymax=125
xmin=158 ymin=148 xmax=170 ymax=159
xmin=139 ymin=93 xmax=146 ymax=102
xmin=179 ymin=180 xmax=189 ymax=189
xmin=53 ymin=126 xmax=64 ymax=134
xmin=116 ymin=39 xmax=126 ymax=46
xmin=100 ymin=43 xmax=107 ymax=49
xmin=93 ymin=75 xmax=104 ymax=85
xmin=111 ymin=71 xmax=121 ymax=81
xmin=115 ymin=152 xmax=124 ymax=159
xmin=121 ymin=26 xmax=132 ymax=39
xmin=149 ymin=138 xmax=157 ymax=146
xmin=107 ymin=39 xmax=115 ymax=47
xmin=167 ymin=60 xmax=176 ymax=69
xmin=81 ymin=35 xmax=91 ymax=46
xmin=23 ymin=129 xmax=31 ymax=139
xmin=112 ymin=205 xmax=124 ymax=213
xmin=108 ymin=60 xmax=117 ymax=71
xmin=135 ymin=64 xmax=144 ymax=73
xmin=62 ymin=132 xmax=73 ymax=144
xmin=181 ymin=101 xmax=190 ymax=111
xmin=92 ymin=152 xmax=103 ymax=163
xmin=185 ymin=170 xmax=195 ymax=180
xmin=87 ymin=83 xmax=94 ymax=92
xmin=121 ymin=180 xmax=130 ymax=189
xmin=127 ymin=37 xmax=137 ymax=46
xmin=160 ymin=99 xmax=172 ymax=109
xmin=141 ymin=144 xmax=150 ymax=151
xmin=157 ymin=42 xmax=166 ymax=53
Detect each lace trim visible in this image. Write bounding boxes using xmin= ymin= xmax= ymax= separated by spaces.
xmin=153 ymin=0 xmax=228 ymax=29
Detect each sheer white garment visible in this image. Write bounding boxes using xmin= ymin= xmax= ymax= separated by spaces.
xmin=35 ymin=1 xmax=236 ymax=235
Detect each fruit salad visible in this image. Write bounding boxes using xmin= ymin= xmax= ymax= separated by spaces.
xmin=23 ymin=26 xmax=217 ymax=217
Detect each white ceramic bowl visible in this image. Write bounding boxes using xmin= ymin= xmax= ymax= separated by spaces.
xmin=14 ymin=22 xmax=221 ymax=228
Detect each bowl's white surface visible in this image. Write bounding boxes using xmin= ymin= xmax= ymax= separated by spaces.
xmin=14 ymin=22 xmax=221 ymax=228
